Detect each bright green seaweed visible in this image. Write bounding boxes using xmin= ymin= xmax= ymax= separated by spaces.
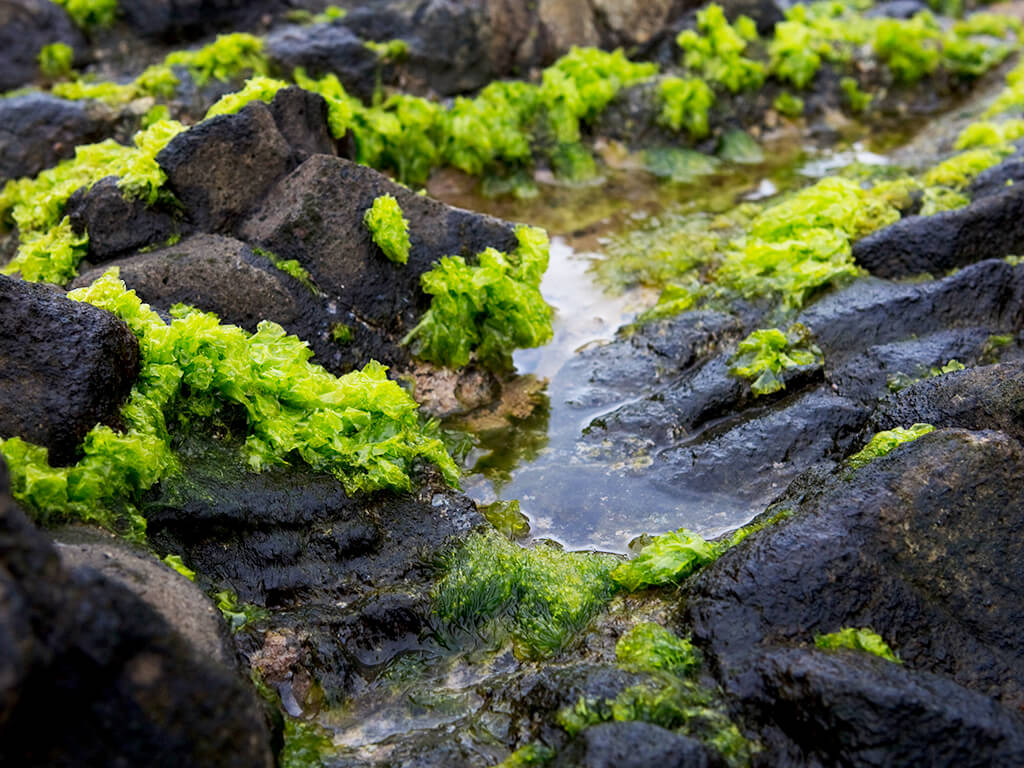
xmin=815 ymin=627 xmax=901 ymax=662
xmin=0 ymin=271 xmax=458 ymax=536
xmin=403 ymin=225 xmax=552 ymax=371
xmin=847 ymin=424 xmax=935 ymax=469
xmin=728 ymin=324 xmax=823 ymax=396
xmin=364 ymin=194 xmax=412 ymax=264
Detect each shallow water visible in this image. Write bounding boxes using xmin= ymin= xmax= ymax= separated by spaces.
xmin=434 ymin=141 xmax=896 ymax=553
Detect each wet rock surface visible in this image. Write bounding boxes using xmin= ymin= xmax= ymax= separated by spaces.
xmin=683 ymin=428 xmax=1024 ymax=759
xmin=0 ymin=274 xmax=140 ymax=465
xmin=0 ymin=458 xmax=275 ymax=768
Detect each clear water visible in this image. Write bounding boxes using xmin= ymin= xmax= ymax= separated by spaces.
xmin=433 ymin=141 xmax=894 ymax=553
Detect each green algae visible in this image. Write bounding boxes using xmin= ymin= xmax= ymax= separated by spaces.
xmin=364 ymin=193 xmax=412 ymax=264
xmin=494 ymin=744 xmax=556 ymax=768
xmin=615 ymin=622 xmax=701 ymax=677
xmin=1 ymin=118 xmax=184 ymax=283
xmin=204 ymin=76 xmax=288 ymax=118
xmin=403 ymin=226 xmax=553 ymax=371
xmin=922 ymin=147 xmax=1008 ymax=189
xmin=612 ymin=510 xmax=792 ymax=592
xmin=0 ymin=271 xmax=458 ymax=536
xmin=955 ymin=119 xmax=1024 ymax=150
xmin=560 ymin=623 xmax=756 ymax=767
xmin=658 ymin=76 xmax=715 ymax=139
xmin=38 ymin=43 xmax=74 ymax=79
xmin=773 ymin=91 xmax=805 ymax=117
xmin=165 ymin=32 xmax=269 ymax=86
xmin=729 ymin=324 xmax=823 ymax=396
xmin=815 ymin=627 xmax=901 ymax=662
xmin=840 ymin=77 xmax=872 ymax=113
xmin=677 ymin=4 xmax=764 ymax=93
xmin=847 ymin=423 xmax=935 ymax=469
xmin=433 ymin=529 xmax=619 ymax=658
xmin=215 ymin=588 xmax=269 ymax=632
xmin=162 ymin=554 xmax=196 ymax=581
xmin=280 ymin=718 xmax=332 ymax=768
xmin=54 ymin=0 xmax=118 ymax=29
xmin=481 ymin=499 xmax=531 ymax=539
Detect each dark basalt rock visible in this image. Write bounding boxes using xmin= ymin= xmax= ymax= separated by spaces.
xmin=0 ymin=0 xmax=83 ymax=92
xmin=265 ymin=23 xmax=382 ymax=102
xmin=0 ymin=458 xmax=275 ymax=768
xmin=71 ymin=233 xmax=307 ymax=334
xmin=799 ymin=259 xmax=1024 ymax=371
xmin=968 ymin=157 xmax=1024 ymax=201
xmin=143 ymin=438 xmax=484 ymax=701
xmin=239 ymin=153 xmax=518 ymax=371
xmin=0 ymin=94 xmax=110 ymax=183
xmin=551 ymin=721 xmax=718 ymax=768
xmin=66 ymin=176 xmax=179 ymax=262
xmin=156 ymin=101 xmax=294 ymax=233
xmin=117 ymin=0 xmax=288 ymax=42
xmin=851 ymin=187 xmax=1024 ymax=278
xmin=868 ymin=360 xmax=1024 ymax=442
xmin=0 ymin=274 xmax=139 ymax=465
xmin=685 ymin=429 xmax=1024 ymax=711
xmin=266 ymin=86 xmax=338 ymax=163
xmin=737 ymin=647 xmax=1024 ymax=768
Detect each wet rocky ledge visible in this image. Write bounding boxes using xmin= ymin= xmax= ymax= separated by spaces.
xmin=4 ymin=1 xmax=1024 ymax=767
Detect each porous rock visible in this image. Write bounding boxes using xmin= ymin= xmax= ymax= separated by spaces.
xmin=265 ymin=23 xmax=381 ymax=102
xmin=156 ymin=100 xmax=294 ymax=232
xmin=72 ymin=233 xmax=306 ymax=333
xmin=0 ymin=274 xmax=139 ymax=465
xmin=551 ymin=721 xmax=717 ymax=768
xmin=67 ymin=176 xmax=178 ymax=261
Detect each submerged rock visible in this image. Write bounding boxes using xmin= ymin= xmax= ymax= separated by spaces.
xmin=0 ymin=274 xmax=139 ymax=465
xmin=0 ymin=458 xmax=275 ymax=767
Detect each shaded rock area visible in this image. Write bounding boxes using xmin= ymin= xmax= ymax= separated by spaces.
xmin=0 ymin=273 xmax=139 ymax=465
xmin=265 ymin=21 xmax=381 ymax=102
xmin=0 ymin=457 xmax=275 ymax=768
xmin=682 ymin=428 xmax=1024 ymax=762
xmin=67 ymin=175 xmax=179 ymax=261
xmin=143 ymin=437 xmax=485 ymax=703
xmin=551 ymin=721 xmax=717 ymax=768
xmin=0 ymin=94 xmax=120 ymax=183
xmin=0 ymin=0 xmax=83 ymax=92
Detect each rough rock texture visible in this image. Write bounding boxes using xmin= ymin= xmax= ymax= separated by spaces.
xmin=52 ymin=524 xmax=236 ymax=668
xmin=0 ymin=274 xmax=139 ymax=465
xmin=156 ymin=101 xmax=294 ymax=232
xmin=0 ymin=0 xmax=83 ymax=92
xmin=739 ymin=647 xmax=1024 ymax=767
xmin=0 ymin=94 xmax=111 ymax=183
xmin=265 ymin=23 xmax=381 ymax=102
xmin=266 ymin=86 xmax=338 ymax=163
xmin=239 ymin=152 xmax=518 ymax=371
xmin=72 ymin=233 xmax=307 ymax=333
xmin=144 ymin=437 xmax=484 ymax=701
xmin=0 ymin=457 xmax=275 ymax=768
xmin=867 ymin=360 xmax=1024 ymax=440
xmin=686 ymin=429 xmax=1024 ymax=714
xmin=551 ymin=721 xmax=717 ymax=768
xmin=67 ymin=176 xmax=179 ymax=261
xmin=852 ymin=186 xmax=1024 ymax=278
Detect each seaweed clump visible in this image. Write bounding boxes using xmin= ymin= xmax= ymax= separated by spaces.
xmin=403 ymin=225 xmax=553 ymax=371
xmin=728 ymin=324 xmax=822 ymax=396
xmin=0 ymin=271 xmax=458 ymax=537
xmin=815 ymin=627 xmax=901 ymax=662
xmin=432 ymin=529 xmax=619 ymax=658
xmin=847 ymin=424 xmax=935 ymax=469
xmin=363 ymin=193 xmax=412 ymax=265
